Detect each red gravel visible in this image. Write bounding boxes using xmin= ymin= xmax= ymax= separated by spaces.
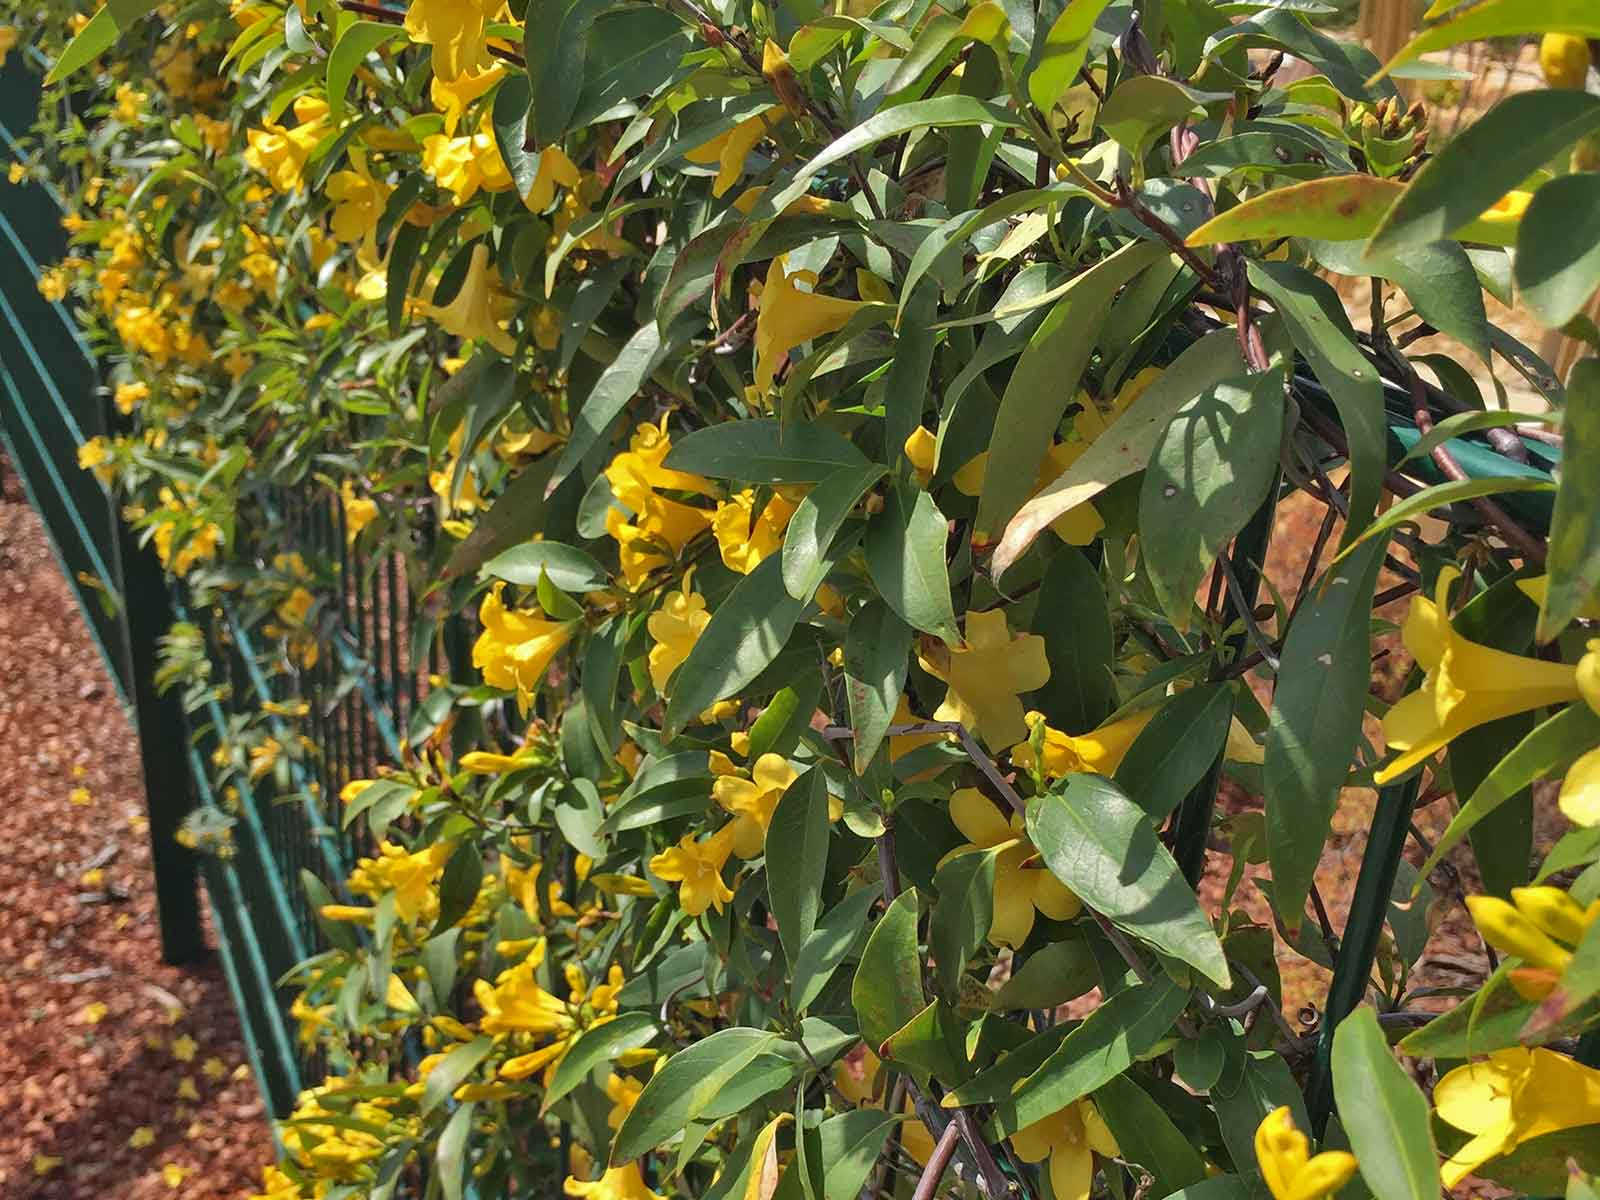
xmin=0 ymin=461 xmax=273 ymax=1199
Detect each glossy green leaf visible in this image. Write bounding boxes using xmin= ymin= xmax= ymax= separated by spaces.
xmin=1376 ymin=0 xmax=1600 ymax=79
xmin=666 ymin=419 xmax=870 ymax=484
xmin=45 ymin=6 xmax=116 ymax=83
xmin=437 ymin=1102 xmax=475 ymax=1200
xmin=1026 ymin=0 xmax=1115 ymax=114
xmin=842 ymin=599 xmax=913 ymax=774
xmin=421 ymin=1038 xmax=494 ymax=1116
xmin=1029 ymin=547 xmax=1115 ymax=735
xmin=852 ymin=888 xmax=925 ymax=1053
xmin=1369 ymin=91 xmax=1600 ymax=256
xmin=992 ymin=935 xmax=1100 ymax=1010
xmin=1265 ymin=537 xmax=1391 ymax=931
xmin=1309 ymin=238 xmax=1492 ymax=365
xmin=1095 ymin=1074 xmax=1210 ymax=1196
xmin=479 ymin=541 xmax=608 ymax=591
xmin=543 ymin=1012 xmax=659 ymax=1110
xmin=1332 ymin=1008 xmax=1439 ymax=1200
xmin=1140 ymin=367 xmax=1286 ymax=628
xmin=1250 ymin=260 xmax=1385 ymax=543
xmin=930 ymin=846 xmax=999 ymax=995
xmin=546 ymin=321 xmax=665 ymax=497
xmin=1099 ymin=76 xmax=1222 ymax=158
xmin=864 ymin=485 xmax=959 ymax=645
xmin=664 ymin=555 xmax=811 ymax=733
xmin=1540 ymin=358 xmax=1600 ymax=640
xmin=768 ymin=767 xmax=832 ymax=966
xmin=1115 ymin=686 xmax=1234 ymax=821
xmin=326 ymin=22 xmax=401 ymax=120
xmin=431 ymin=841 xmax=484 ymax=936
xmin=612 ymin=1028 xmax=780 ymax=1162
xmin=1205 ymin=9 xmax=1387 ymax=101
xmin=1516 ymin=177 xmax=1600 ymax=330
xmin=1333 ymin=476 xmax=1557 ymax=566
xmin=791 ymin=884 xmax=882 ymax=1014
xmin=977 ymin=240 xmax=1169 ymax=541
xmin=816 ymin=1109 xmax=904 ymax=1200
xmin=783 ymin=463 xmax=885 ymax=601
xmin=1028 ymin=776 xmax=1230 ymax=986
xmin=1186 ymin=176 xmax=1404 ymax=246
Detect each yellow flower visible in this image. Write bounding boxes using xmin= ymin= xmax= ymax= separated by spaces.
xmin=75 ymin=1000 xmax=109 ymax=1024
xmin=114 ymin=381 xmax=150 ymax=414
xmin=162 ymin=1163 xmax=194 ymax=1189
xmin=1012 ymin=1099 xmax=1119 ymax=1200
xmin=947 ymin=788 xmax=1079 ymax=947
xmin=604 ymin=422 xmax=714 ymax=589
xmin=711 ymin=489 xmax=799 ymax=574
xmin=1011 ymin=707 xmax=1158 ymax=780
xmin=459 ymin=749 xmax=539 ymax=774
xmin=404 ymin=0 xmax=503 ymax=81
xmin=430 ymin=64 xmax=505 ymax=135
xmin=33 ymin=1154 xmax=63 ymax=1176
xmin=1377 ymin=568 xmax=1584 ymax=784
xmin=753 ymin=255 xmax=867 ymax=396
xmin=326 ymin=153 xmax=391 ymax=244
xmin=114 ymin=83 xmax=146 ymax=124
xmin=471 ymin=582 xmax=575 ymax=706
xmin=476 ymin=939 xmax=624 ymax=1083
xmin=348 ymin=839 xmax=456 ymax=923
xmin=341 ymin=479 xmax=379 ymax=545
xmin=713 ymin=752 xmax=800 ymax=858
xmin=683 ymin=106 xmax=786 ymax=197
xmin=904 ymin=426 xmax=937 ymax=487
xmin=525 ymin=146 xmax=582 ymax=213
xmin=918 ymin=609 xmax=1050 ymax=749
xmin=1564 ymin=745 xmax=1600 ymax=827
xmin=605 ymin=1072 xmax=643 ymax=1129
xmin=1467 ymin=886 xmax=1600 ymax=1000
xmin=244 ymin=96 xmax=329 ymax=193
xmin=418 ymin=242 xmax=518 ymax=355
xmin=37 ymin=268 xmax=69 ymax=302
xmin=171 ymin=1033 xmax=199 ymax=1062
xmin=649 ymin=824 xmax=737 ymax=916
xmin=564 ymin=1163 xmax=666 ymax=1200
xmin=69 ymin=786 xmax=92 ymax=806
xmin=421 ymin=115 xmax=513 ymax=203
xmin=0 ymin=26 xmax=18 ymax=68
xmin=1254 ymin=1107 xmax=1357 ymax=1200
xmin=1436 ymin=1047 xmax=1600 ymax=1187
xmin=129 ymin=1126 xmax=156 ymax=1148
xmin=646 ymin=584 xmax=711 ymax=694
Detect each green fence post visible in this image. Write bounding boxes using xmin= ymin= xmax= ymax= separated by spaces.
xmin=120 ymin=529 xmax=206 ymax=964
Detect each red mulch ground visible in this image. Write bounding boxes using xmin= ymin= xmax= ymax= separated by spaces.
xmin=0 ymin=462 xmax=274 ymax=1199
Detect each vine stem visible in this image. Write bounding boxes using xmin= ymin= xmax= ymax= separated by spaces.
xmin=822 ymin=722 xmax=1026 ymax=817
xmin=912 ymin=1121 xmax=963 ymax=1200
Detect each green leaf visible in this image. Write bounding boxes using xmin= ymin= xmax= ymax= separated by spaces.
xmin=783 ymin=463 xmax=884 ymax=601
xmin=1418 ymin=703 xmax=1600 ymax=883
xmin=431 ymin=841 xmax=484 ymax=936
xmin=864 ymin=485 xmax=960 ymax=645
xmin=1094 ymin=1074 xmax=1210 ymax=1197
xmin=1186 ymin=176 xmax=1405 ymax=246
xmin=666 ymin=419 xmax=870 ymax=484
xmin=1368 ymin=90 xmax=1600 ymax=256
xmin=946 ymin=45 xmax=1004 ymax=212
xmin=1397 ymin=976 xmax=1534 ymax=1058
xmin=1029 ymin=547 xmax=1115 ymax=735
xmin=1375 ymin=0 xmax=1600 ymax=79
xmin=995 ymin=328 xmax=1245 ymax=577
xmin=525 ymin=0 xmax=610 ymax=146
xmin=546 ymin=321 xmax=665 ymax=497
xmin=930 ymin=847 xmax=999 ymax=995
xmin=1527 ymin=917 xmax=1600 ymax=1034
xmin=992 ymin=935 xmax=1100 ymax=1009
xmin=1026 ymin=0 xmax=1115 ymax=114
xmin=1541 ymin=358 xmax=1600 ymax=640
xmin=1213 ymin=1051 xmax=1308 ymax=1175
xmin=768 ymin=767 xmax=832 ymax=966
xmin=1309 ymin=239 xmax=1492 ymax=366
xmin=816 ymin=1109 xmax=905 ymax=1200
xmin=325 ymin=21 xmax=399 ymax=120
xmin=1332 ymin=476 xmax=1557 ymax=566
xmin=611 ymin=1028 xmax=780 ymax=1162
xmin=492 ymin=73 xmax=540 ymax=196
xmin=1332 ymin=1008 xmax=1440 ymax=1200
xmin=565 ymin=8 xmax=690 ymax=135
xmin=1250 ymin=260 xmax=1385 ymax=543
xmin=962 ymin=977 xmax=1190 ymax=1134
xmin=883 ymin=1000 xmax=969 ymax=1087
xmin=977 ymin=240 xmax=1169 ymax=540
xmin=842 ymin=599 xmax=912 ymax=775
xmin=543 ymin=1012 xmax=660 ymax=1110
xmin=1518 ymin=176 xmax=1600 ymax=330
xmin=886 ymin=282 xmax=939 ymax=462
xmin=1140 ymin=368 xmax=1286 ymax=628
xmin=1115 ymin=686 xmax=1234 ymax=822
xmin=437 ymin=1101 xmax=475 ymax=1200
xmin=1264 ymin=537 xmax=1391 ymax=930
xmin=44 ymin=6 xmax=118 ymax=83
xmin=664 ymin=555 xmax=811 ymax=733
xmin=1099 ymin=77 xmax=1221 ymax=159
xmin=852 ymin=888 xmax=925 ymax=1053
xmin=479 ymin=541 xmax=608 ymax=591
xmin=1205 ymin=10 xmax=1390 ymax=101
xmin=422 ymin=1038 xmax=495 ymax=1115
xmin=791 ymin=883 xmax=882 ymax=1013
xmin=1028 ymin=776 xmax=1230 ymax=986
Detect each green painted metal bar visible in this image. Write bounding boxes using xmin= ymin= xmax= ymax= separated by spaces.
xmin=204 ymin=885 xmax=289 ymax=1131
xmin=0 ymin=207 xmax=95 ymax=354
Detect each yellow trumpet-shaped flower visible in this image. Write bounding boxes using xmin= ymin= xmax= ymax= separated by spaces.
xmin=1254 ymin=1107 xmax=1358 ymax=1200
xmin=326 ymin=151 xmax=391 ymax=244
xmin=430 ymin=64 xmax=505 ymax=135
xmin=918 ymin=609 xmax=1050 ymax=750
xmin=421 ymin=115 xmax=514 ymax=204
xmin=605 ymin=1072 xmax=643 ymax=1130
xmin=404 ymin=0 xmax=503 ymax=82
xmin=1436 ymin=1047 xmax=1600 ymax=1188
xmin=347 ymin=839 xmax=456 ymax=924
xmin=947 ymin=788 xmax=1080 ymax=947
xmin=603 ymin=421 xmax=715 ymax=589
xmin=564 ymin=1163 xmax=666 ymax=1200
xmin=418 ymin=242 xmax=518 ymax=356
xmin=525 ymin=146 xmax=582 ymax=213
xmin=1011 ymin=707 xmax=1158 ymax=780
xmin=648 ymin=824 xmax=737 ymax=916
xmin=753 ymin=255 xmax=867 ymax=396
xmin=340 ymin=479 xmax=379 ymax=546
xmin=711 ymin=489 xmax=799 ymax=574
xmin=0 ymin=27 xmax=19 ymax=68
xmin=1011 ymin=1099 xmax=1119 ymax=1200
xmin=710 ymin=752 xmax=834 ymax=858
xmin=1376 ymin=568 xmax=1583 ymax=784
xmin=646 ymin=583 xmax=710 ymax=694
xmin=684 ymin=106 xmax=786 ymax=197
xmin=243 ymin=95 xmax=330 ymax=194
xmin=1467 ymin=886 xmax=1600 ymax=1001
xmin=471 ymin=582 xmax=575 ymax=707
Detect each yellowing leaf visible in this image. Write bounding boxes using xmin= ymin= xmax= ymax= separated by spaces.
xmin=1187 ymin=176 xmax=1404 ymax=246
xmin=1375 ymin=0 xmax=1600 ymax=81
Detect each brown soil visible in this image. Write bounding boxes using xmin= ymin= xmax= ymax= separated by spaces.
xmin=0 ymin=462 xmax=273 ymax=1199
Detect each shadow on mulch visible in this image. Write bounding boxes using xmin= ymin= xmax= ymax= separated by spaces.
xmin=0 ymin=459 xmax=274 ymax=1199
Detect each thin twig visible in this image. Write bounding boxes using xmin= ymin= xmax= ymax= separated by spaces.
xmin=824 ymin=722 xmax=1027 ymax=817
xmin=912 ymin=1121 xmax=963 ymax=1200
